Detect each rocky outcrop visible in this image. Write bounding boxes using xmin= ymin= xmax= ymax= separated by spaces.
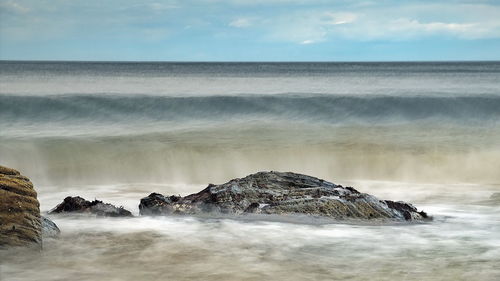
xmin=0 ymin=165 xmax=42 ymax=248
xmin=139 ymin=171 xmax=429 ymax=222
xmin=49 ymin=196 xmax=133 ymax=217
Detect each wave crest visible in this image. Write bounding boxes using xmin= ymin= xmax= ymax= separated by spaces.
xmin=1 ymin=94 xmax=500 ymax=125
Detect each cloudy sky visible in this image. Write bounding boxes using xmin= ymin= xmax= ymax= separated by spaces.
xmin=1 ymin=0 xmax=499 ymax=61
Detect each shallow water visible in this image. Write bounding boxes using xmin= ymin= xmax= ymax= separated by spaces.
xmin=1 ymin=181 xmax=499 ymax=281
xmin=1 ymin=61 xmax=500 ymax=280
xmin=2 ymin=200 xmax=500 ymax=281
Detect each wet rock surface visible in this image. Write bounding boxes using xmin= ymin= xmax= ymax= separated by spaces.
xmin=49 ymin=196 xmax=133 ymax=217
xmin=0 ymin=165 xmax=42 ymax=248
xmin=139 ymin=171 xmax=429 ymax=222
xmin=41 ymin=216 xmax=60 ymax=239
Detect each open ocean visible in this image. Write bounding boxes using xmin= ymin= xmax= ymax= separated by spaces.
xmin=1 ymin=61 xmax=500 ymax=280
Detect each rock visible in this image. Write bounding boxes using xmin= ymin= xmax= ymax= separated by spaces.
xmin=485 ymin=192 xmax=500 ymax=204
xmin=139 ymin=171 xmax=429 ymax=222
xmin=49 ymin=196 xmax=133 ymax=217
xmin=139 ymin=193 xmax=182 ymax=215
xmin=490 ymin=192 xmax=500 ymax=201
xmin=0 ymin=165 xmax=42 ymax=248
xmin=41 ymin=216 xmax=60 ymax=239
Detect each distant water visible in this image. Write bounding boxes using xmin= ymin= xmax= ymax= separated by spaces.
xmin=1 ymin=61 xmax=499 ymax=280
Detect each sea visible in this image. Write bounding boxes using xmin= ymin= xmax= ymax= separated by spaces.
xmin=1 ymin=61 xmax=499 ymax=280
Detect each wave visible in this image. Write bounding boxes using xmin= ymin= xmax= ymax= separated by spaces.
xmin=1 ymin=94 xmax=500 ymax=126
xmin=2 ymin=134 xmax=500 ymax=187
xmin=2 ymin=93 xmax=499 ymax=185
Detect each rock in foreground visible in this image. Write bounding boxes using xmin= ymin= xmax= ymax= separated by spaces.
xmin=0 ymin=165 xmax=42 ymax=248
xmin=139 ymin=171 xmax=429 ymax=222
xmin=49 ymin=196 xmax=133 ymax=217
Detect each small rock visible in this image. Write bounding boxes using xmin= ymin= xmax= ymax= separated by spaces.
xmin=138 ymin=193 xmax=181 ymax=216
xmin=41 ymin=216 xmax=60 ymax=239
xmin=49 ymin=196 xmax=133 ymax=217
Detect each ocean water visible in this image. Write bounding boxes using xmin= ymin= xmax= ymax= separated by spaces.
xmin=1 ymin=61 xmax=499 ymax=280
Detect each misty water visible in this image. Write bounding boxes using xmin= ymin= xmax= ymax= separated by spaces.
xmin=1 ymin=62 xmax=500 ymax=280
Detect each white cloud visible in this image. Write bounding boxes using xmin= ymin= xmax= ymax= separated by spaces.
xmin=0 ymin=0 xmax=30 ymax=14
xmin=266 ymin=11 xmax=328 ymax=44
xmin=384 ymin=18 xmax=479 ymax=39
xmin=264 ymin=3 xmax=500 ymax=44
xmin=229 ymin=18 xmax=253 ymax=28
xmin=2 ymin=0 xmax=500 ymax=48
xmin=300 ymin=39 xmax=315 ymax=44
xmin=325 ymin=12 xmax=357 ymax=25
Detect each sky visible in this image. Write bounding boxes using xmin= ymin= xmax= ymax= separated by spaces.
xmin=0 ymin=0 xmax=500 ymax=61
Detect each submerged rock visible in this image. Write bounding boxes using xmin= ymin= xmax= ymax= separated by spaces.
xmin=0 ymin=165 xmax=42 ymax=248
xmin=41 ymin=216 xmax=60 ymax=239
xmin=49 ymin=196 xmax=133 ymax=217
xmin=490 ymin=192 xmax=500 ymax=201
xmin=485 ymin=192 xmax=500 ymax=205
xmin=139 ymin=171 xmax=429 ymax=222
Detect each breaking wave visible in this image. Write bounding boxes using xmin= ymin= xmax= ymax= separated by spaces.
xmin=1 ymin=94 xmax=500 ymax=126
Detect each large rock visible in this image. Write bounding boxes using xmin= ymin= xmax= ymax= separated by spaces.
xmin=49 ymin=196 xmax=133 ymax=217
xmin=139 ymin=171 xmax=429 ymax=222
xmin=0 ymin=165 xmax=42 ymax=248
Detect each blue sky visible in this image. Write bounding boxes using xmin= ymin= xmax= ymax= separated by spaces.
xmin=1 ymin=0 xmax=499 ymax=61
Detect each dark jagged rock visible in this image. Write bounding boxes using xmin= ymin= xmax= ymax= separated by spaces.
xmin=49 ymin=196 xmax=133 ymax=217
xmin=384 ymin=200 xmax=428 ymax=220
xmin=41 ymin=216 xmax=60 ymax=239
xmin=139 ymin=193 xmax=182 ymax=216
xmin=0 ymin=165 xmax=42 ymax=248
xmin=139 ymin=171 xmax=430 ymax=222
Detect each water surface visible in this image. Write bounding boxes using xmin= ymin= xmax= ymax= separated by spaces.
xmin=1 ymin=61 xmax=499 ymax=280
